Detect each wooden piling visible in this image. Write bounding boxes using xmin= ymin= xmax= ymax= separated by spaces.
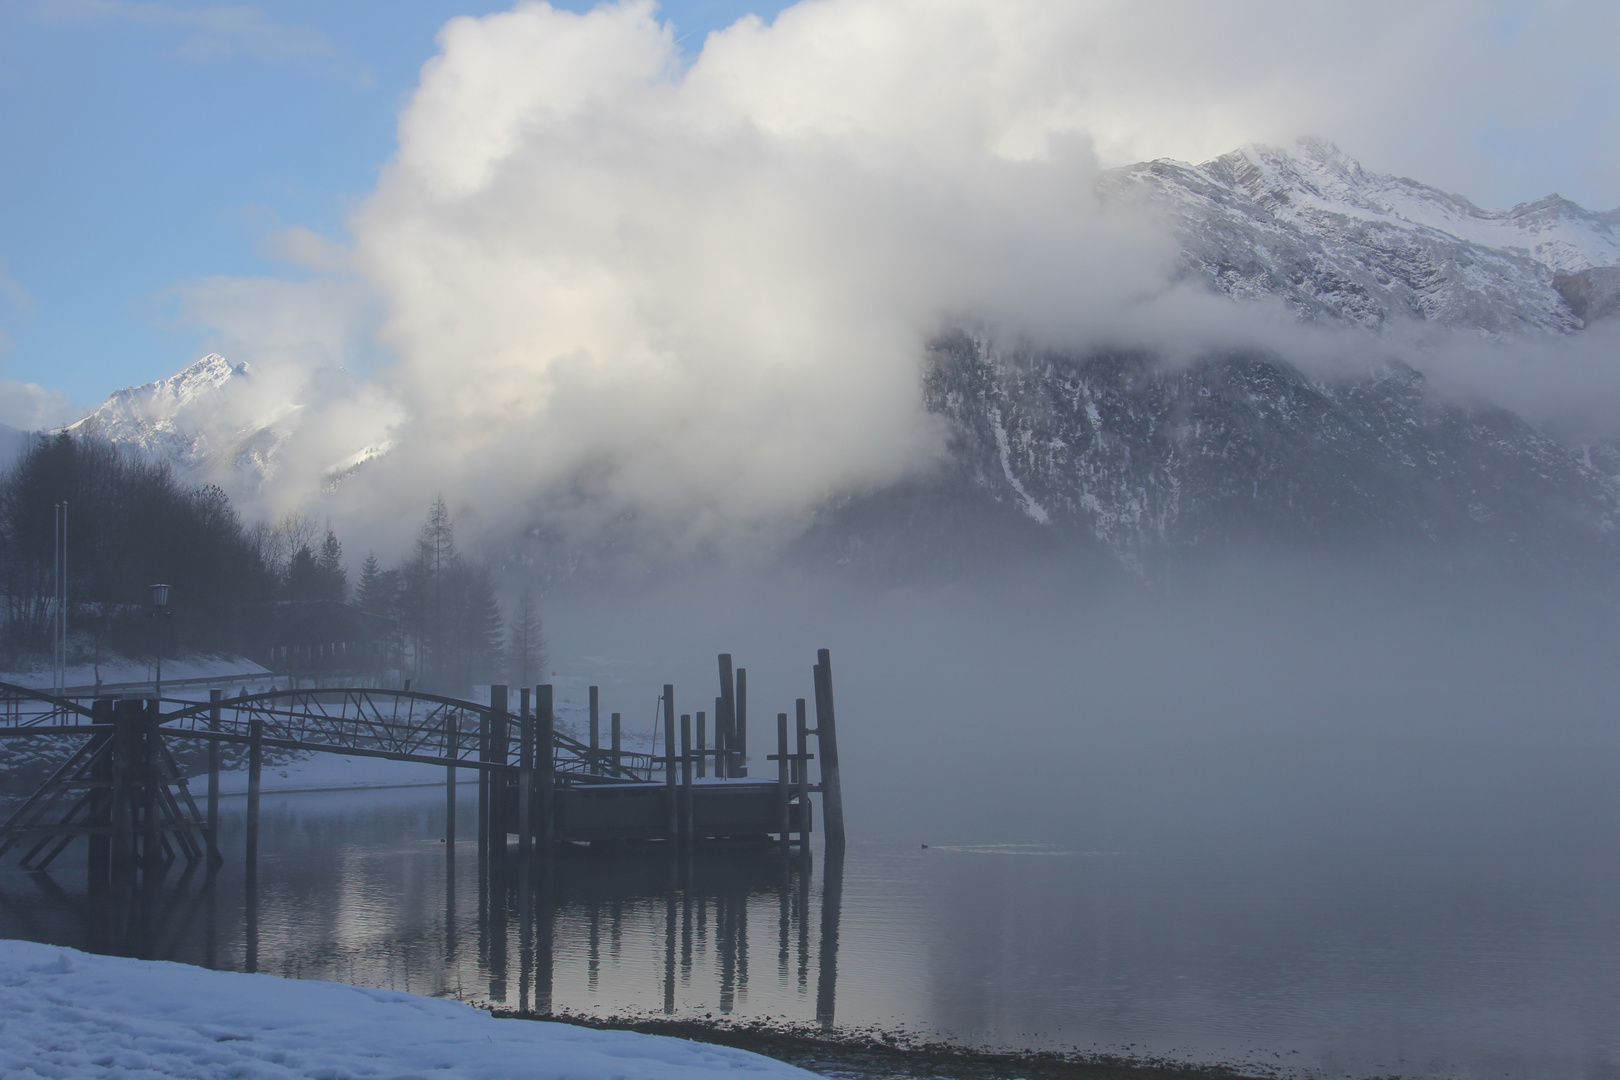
xmin=610 ymin=712 xmax=622 ymax=777
xmin=776 ymin=712 xmax=790 ymax=846
xmin=589 ymin=686 xmax=600 ymax=775
xmin=477 ymin=702 xmax=490 ymax=850
xmin=207 ymin=690 xmax=221 ymax=867
xmin=795 ymin=698 xmax=810 ymax=848
xmin=735 ymin=667 xmax=748 ymax=777
xmin=515 ymin=686 xmax=536 ymax=856
xmin=446 ymin=711 xmax=458 ymax=847
xmin=536 ymin=684 xmax=555 ymax=856
xmin=491 ymin=686 xmax=510 ymax=854
xmin=696 ymin=711 xmax=707 ymax=778
xmin=679 ymin=714 xmax=694 ymax=847
xmin=145 ymin=699 xmax=163 ymax=870
xmin=714 ymin=696 xmax=727 ymax=779
xmin=663 ymin=685 xmax=677 ymax=843
xmin=110 ymin=699 xmax=138 ymax=876
xmin=246 ymin=710 xmax=263 ymax=873
xmin=717 ymin=655 xmax=736 ymax=779
xmin=813 ymin=650 xmax=846 ymax=847
xmin=88 ymin=698 xmax=113 ymax=880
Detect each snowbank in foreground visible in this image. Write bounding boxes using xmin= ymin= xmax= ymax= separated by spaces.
xmin=0 ymin=939 xmax=816 ymax=1080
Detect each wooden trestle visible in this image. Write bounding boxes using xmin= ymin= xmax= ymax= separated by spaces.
xmin=0 ymin=648 xmax=846 ymax=880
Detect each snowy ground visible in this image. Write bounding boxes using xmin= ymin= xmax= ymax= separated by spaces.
xmin=1 ymin=655 xmax=274 ymax=697
xmin=0 ymin=939 xmax=816 ymax=1080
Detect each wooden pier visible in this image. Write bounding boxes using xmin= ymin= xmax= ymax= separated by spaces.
xmin=0 ymin=649 xmax=847 ymax=881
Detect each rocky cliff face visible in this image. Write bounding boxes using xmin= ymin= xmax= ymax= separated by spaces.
xmin=803 ymin=331 xmax=1620 ymax=576
xmin=1554 ymin=267 xmax=1620 ymax=325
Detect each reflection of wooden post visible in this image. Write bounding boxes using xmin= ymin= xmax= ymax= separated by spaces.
xmin=735 ymin=667 xmax=748 ymax=777
xmin=536 ymin=685 xmax=555 ymax=856
xmin=776 ymin=712 xmax=790 ymax=846
xmin=663 ymin=686 xmax=677 ymax=843
xmin=207 ymin=690 xmax=222 ymax=867
xmin=246 ymin=710 xmax=263 ymax=872
xmin=680 ymin=713 xmax=694 ymax=847
xmin=610 ymin=713 xmax=622 ymax=777
xmin=589 ymin=686 xmax=600 ymax=775
xmin=795 ymin=698 xmax=810 ymax=848
xmin=815 ymin=841 xmax=845 ymax=1028
xmin=813 ymin=650 xmax=846 ymax=847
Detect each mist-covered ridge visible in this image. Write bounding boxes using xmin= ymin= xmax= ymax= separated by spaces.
xmin=799 ymin=332 xmax=1620 ymax=579
xmin=43 ymin=134 xmax=1620 ymax=579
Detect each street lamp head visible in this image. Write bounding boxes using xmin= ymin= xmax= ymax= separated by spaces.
xmin=150 ymin=583 xmax=171 ymax=609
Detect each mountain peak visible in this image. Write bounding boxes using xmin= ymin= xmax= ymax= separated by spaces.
xmin=1103 ymin=140 xmax=1620 ymax=332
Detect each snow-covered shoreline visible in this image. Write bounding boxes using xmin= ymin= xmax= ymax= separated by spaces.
xmin=0 ymin=938 xmax=815 ymax=1079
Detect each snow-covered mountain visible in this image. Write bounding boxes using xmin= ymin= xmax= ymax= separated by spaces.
xmin=802 ymin=142 xmax=1620 ymax=575
xmin=61 ymin=353 xmax=391 ymax=498
xmin=1103 ymin=138 xmax=1620 ymax=333
xmin=64 ymin=354 xmax=289 ymax=487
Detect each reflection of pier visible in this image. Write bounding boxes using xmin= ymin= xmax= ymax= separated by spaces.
xmin=478 ymin=844 xmax=846 ymax=1026
xmin=0 ymin=822 xmax=848 ymax=1027
xmin=0 ymin=649 xmax=848 ymax=881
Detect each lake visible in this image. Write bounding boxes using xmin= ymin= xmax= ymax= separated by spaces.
xmin=1 ymin=780 xmax=1616 ymax=1079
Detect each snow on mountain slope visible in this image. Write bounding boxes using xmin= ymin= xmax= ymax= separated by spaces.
xmin=64 ymin=353 xmax=286 ymax=483
xmin=62 ymin=353 xmax=393 ymax=497
xmin=1103 ymin=138 xmax=1620 ymax=333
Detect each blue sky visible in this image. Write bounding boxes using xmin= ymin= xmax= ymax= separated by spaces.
xmin=1 ymin=0 xmax=1617 ymax=422
xmin=0 ymin=0 xmax=790 ymax=413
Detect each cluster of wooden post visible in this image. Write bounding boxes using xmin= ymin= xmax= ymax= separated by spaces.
xmin=475 ymin=684 xmax=560 ymax=860
xmin=56 ymin=647 xmax=843 ymax=875
xmin=60 ymin=697 xmax=217 ymax=881
xmin=657 ymin=649 xmax=844 ymax=851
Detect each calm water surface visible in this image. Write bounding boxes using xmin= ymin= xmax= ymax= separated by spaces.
xmin=1 ymin=785 xmax=1617 ymax=1079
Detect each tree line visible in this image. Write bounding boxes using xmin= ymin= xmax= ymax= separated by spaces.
xmin=352 ymin=495 xmax=546 ymax=693
xmin=0 ymin=433 xmax=545 ymax=695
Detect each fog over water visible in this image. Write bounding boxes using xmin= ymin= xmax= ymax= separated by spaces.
xmin=546 ymin=554 xmax=1620 ymax=859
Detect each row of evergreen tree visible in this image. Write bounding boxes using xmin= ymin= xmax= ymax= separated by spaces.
xmin=0 ymin=434 xmax=545 ymax=694
xmin=351 ymin=497 xmax=547 ymax=693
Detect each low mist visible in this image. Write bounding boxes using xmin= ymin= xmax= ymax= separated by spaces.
xmin=543 ymin=553 xmax=1620 ymax=862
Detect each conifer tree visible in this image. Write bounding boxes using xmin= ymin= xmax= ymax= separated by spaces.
xmin=506 ymin=585 xmax=548 ymax=690
xmin=355 ymin=553 xmax=383 ymax=611
xmin=463 ymin=562 xmax=505 ymax=686
xmin=317 ymin=526 xmax=346 ymax=602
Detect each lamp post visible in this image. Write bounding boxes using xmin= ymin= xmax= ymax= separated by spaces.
xmin=150 ymin=583 xmax=172 ymax=696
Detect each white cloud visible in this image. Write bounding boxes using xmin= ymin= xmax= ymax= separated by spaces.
xmin=0 ymin=378 xmax=73 ymax=430
xmin=37 ymin=0 xmax=339 ymax=64
xmin=175 ymin=0 xmax=1620 ymax=558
